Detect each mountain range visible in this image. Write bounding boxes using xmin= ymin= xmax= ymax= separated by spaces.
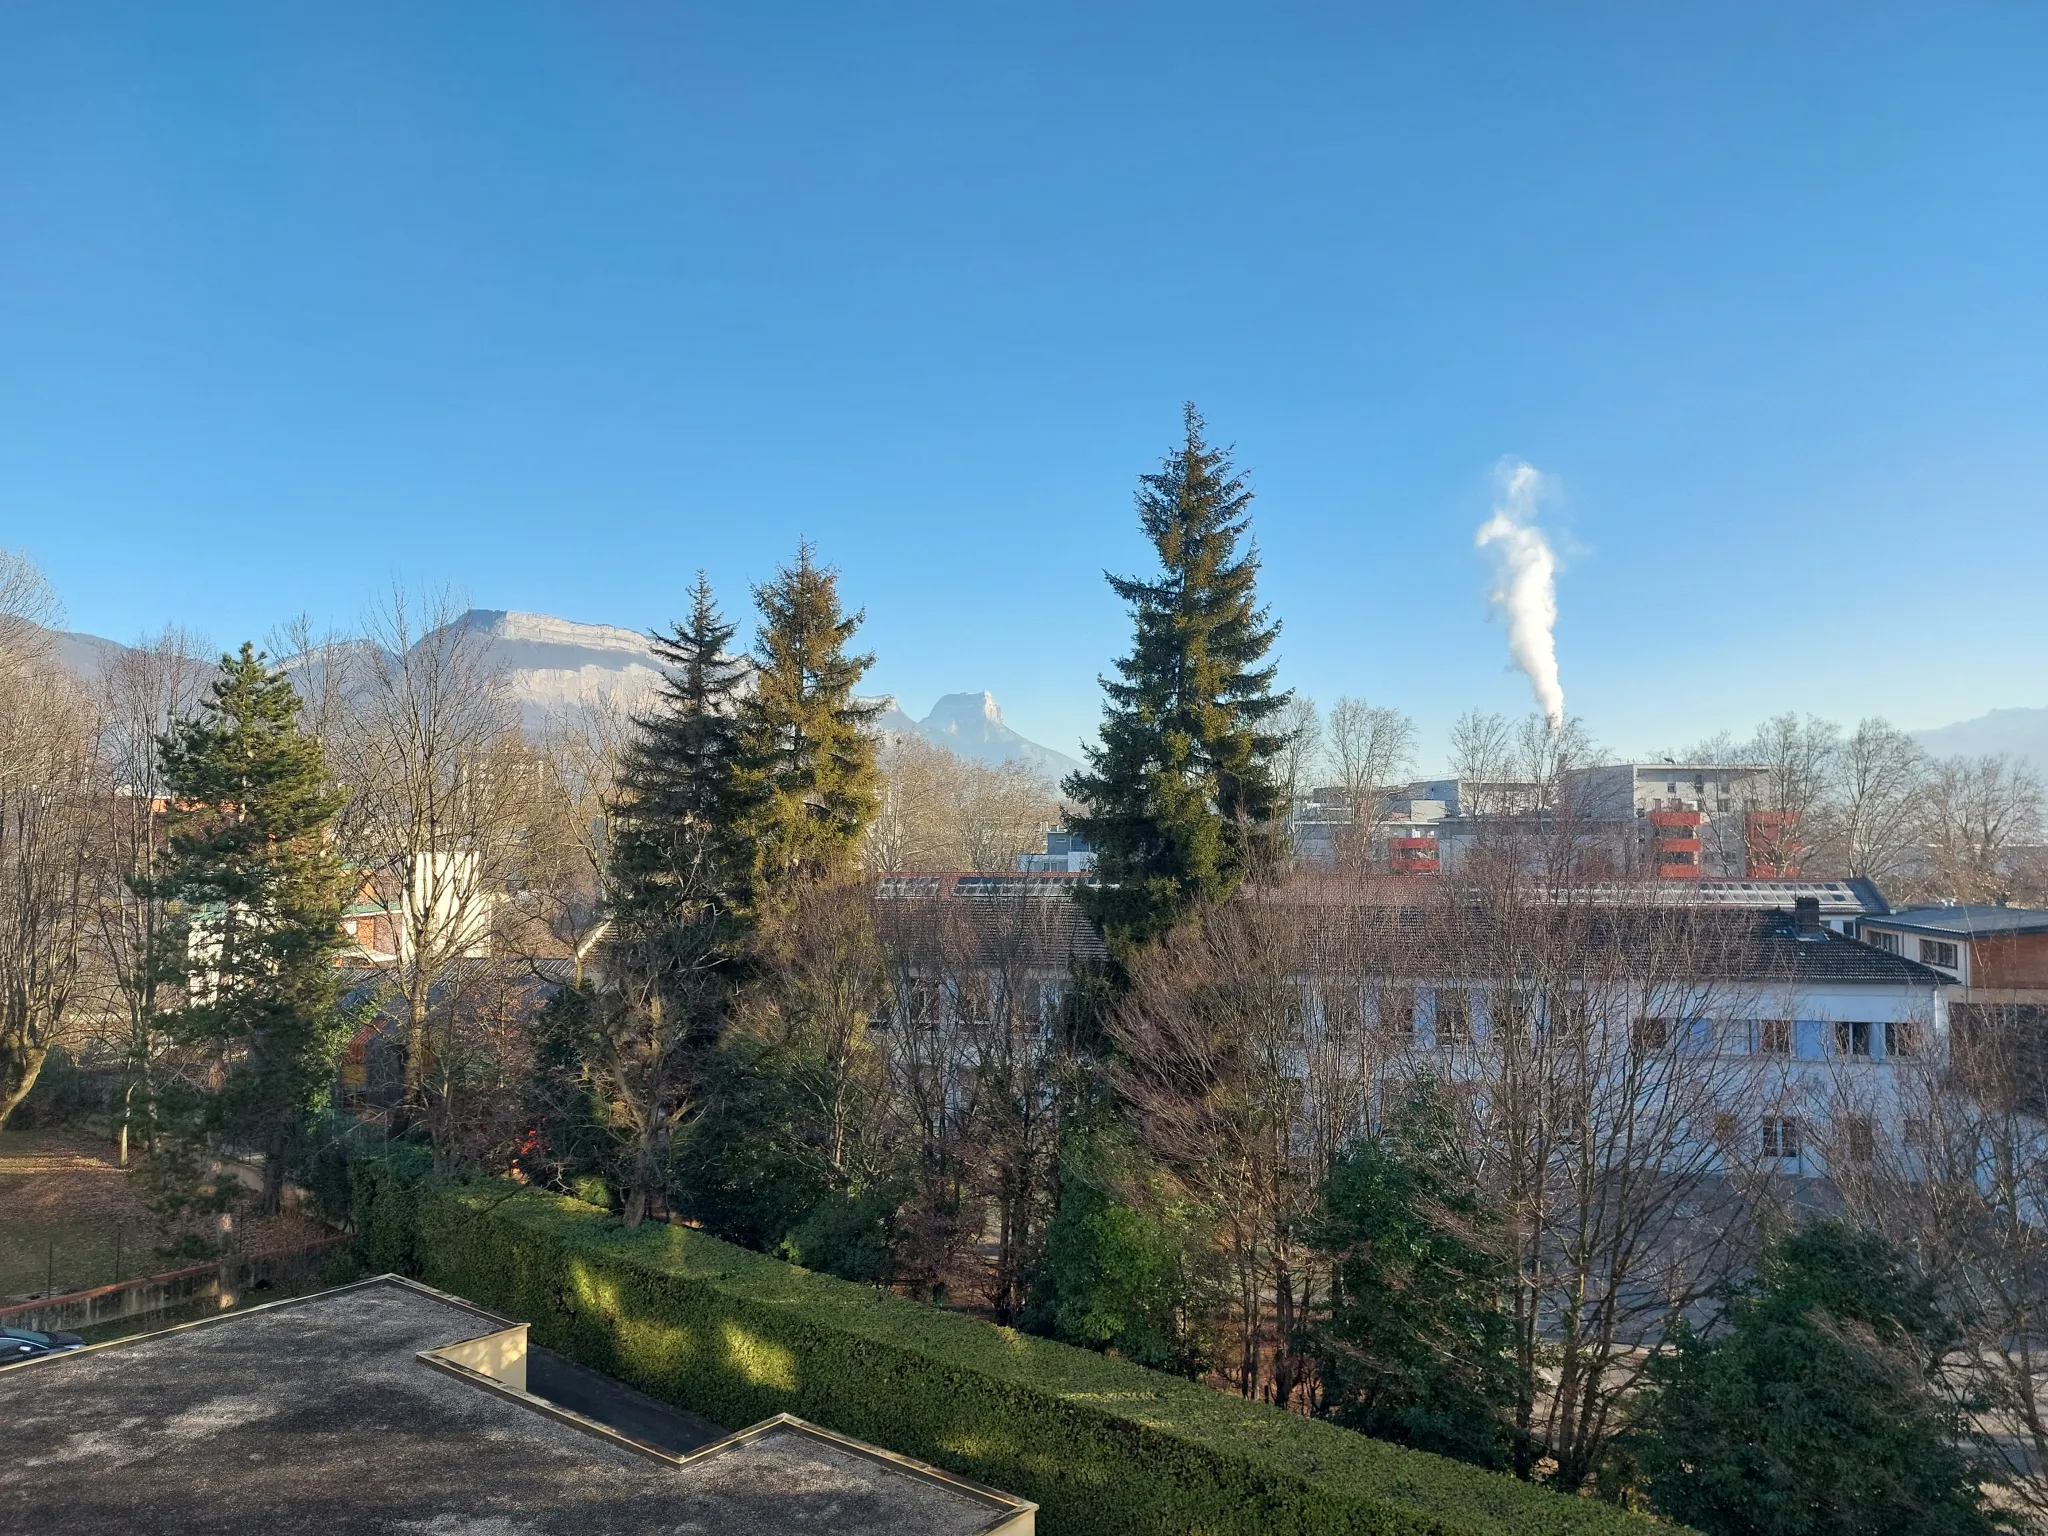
xmin=49 ymin=609 xmax=1085 ymax=783
xmin=1911 ymin=706 xmax=2048 ymax=768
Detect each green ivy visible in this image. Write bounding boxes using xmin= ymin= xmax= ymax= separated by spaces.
xmin=350 ymin=1157 xmax=1679 ymax=1536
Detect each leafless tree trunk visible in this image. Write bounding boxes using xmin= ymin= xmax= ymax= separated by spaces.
xmin=0 ymin=554 xmax=106 ymax=1129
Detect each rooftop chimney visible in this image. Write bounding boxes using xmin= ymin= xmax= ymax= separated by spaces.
xmin=1794 ymin=896 xmax=1822 ymax=938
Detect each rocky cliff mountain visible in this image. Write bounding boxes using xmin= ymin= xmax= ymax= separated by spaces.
xmin=443 ymin=609 xmax=668 ymax=729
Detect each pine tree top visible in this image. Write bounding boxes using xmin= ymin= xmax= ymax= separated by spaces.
xmin=742 ymin=542 xmax=882 ymax=886
xmin=157 ymin=643 xmax=349 ymax=885
xmin=1065 ymin=408 xmax=1291 ymax=954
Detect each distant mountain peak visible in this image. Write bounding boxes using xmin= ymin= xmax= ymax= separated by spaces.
xmin=909 ymin=691 xmax=1078 ymax=782
xmin=923 ymin=691 xmax=1005 ymax=732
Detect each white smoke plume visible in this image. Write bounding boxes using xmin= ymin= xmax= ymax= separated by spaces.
xmin=1475 ymin=461 xmax=1565 ymax=728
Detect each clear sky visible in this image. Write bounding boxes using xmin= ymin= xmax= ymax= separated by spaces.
xmin=3 ymin=4 xmax=2044 ymax=769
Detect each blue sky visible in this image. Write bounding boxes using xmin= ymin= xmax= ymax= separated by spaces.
xmin=3 ymin=5 xmax=2044 ymax=770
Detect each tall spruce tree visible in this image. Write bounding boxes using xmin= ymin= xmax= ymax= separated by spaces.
xmin=1065 ymin=405 xmax=1289 ymax=953
xmin=147 ymin=645 xmax=352 ymax=1215
xmin=740 ymin=542 xmax=881 ymax=889
xmin=556 ymin=575 xmax=754 ymax=1227
xmin=611 ymin=572 xmax=754 ymax=938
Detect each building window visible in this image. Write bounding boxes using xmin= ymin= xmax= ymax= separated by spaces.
xmin=1844 ymin=1115 xmax=1877 ymax=1163
xmin=1378 ymin=985 xmax=1415 ymax=1041
xmin=1866 ymin=929 xmax=1901 ymax=955
xmin=1631 ymin=1017 xmax=1673 ymax=1054
xmin=1833 ymin=1020 xmax=1873 ymax=1057
xmin=1886 ymin=1020 xmax=1923 ymax=1057
xmin=1919 ymin=939 xmax=1960 ymax=971
xmin=1434 ymin=988 xmax=1471 ymax=1044
xmin=1762 ymin=1115 xmax=1802 ymax=1159
xmin=1757 ymin=1019 xmax=1793 ymax=1056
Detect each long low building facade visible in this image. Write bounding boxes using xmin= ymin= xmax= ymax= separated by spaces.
xmin=871 ymin=874 xmax=1951 ymax=1184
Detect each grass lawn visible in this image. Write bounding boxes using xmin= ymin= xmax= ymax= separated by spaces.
xmin=1 ymin=1125 xmax=347 ymax=1304
xmin=0 ymin=1127 xmax=162 ymax=1302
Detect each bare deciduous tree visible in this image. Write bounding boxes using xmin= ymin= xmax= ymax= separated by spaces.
xmin=1745 ymin=712 xmax=1842 ymax=876
xmin=1326 ymin=696 xmax=1415 ymax=871
xmin=873 ymin=880 xmax=1075 ymax=1319
xmin=521 ymin=699 xmax=630 ymax=979
xmin=1822 ymin=716 xmax=1927 ymax=883
xmin=88 ymin=627 xmax=214 ymax=1163
xmin=336 ymin=586 xmax=526 ymax=1125
xmin=1112 ymin=900 xmax=1326 ymax=1409
xmin=1450 ymin=709 xmax=1516 ymax=816
xmin=866 ymin=735 xmax=1058 ymax=874
xmin=1825 ymin=1001 xmax=2048 ymax=1521
xmin=1919 ymin=753 xmax=2044 ymax=905
xmin=1274 ymin=694 xmax=1323 ymax=810
xmin=0 ymin=554 xmax=105 ymax=1128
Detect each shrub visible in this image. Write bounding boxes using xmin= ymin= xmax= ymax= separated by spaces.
xmin=1631 ymin=1220 xmax=1998 ymax=1536
xmin=350 ymin=1157 xmax=1673 ymax=1536
xmin=1311 ymin=1086 xmax=1523 ymax=1470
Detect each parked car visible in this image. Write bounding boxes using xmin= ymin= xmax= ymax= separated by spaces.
xmin=0 ymin=1326 xmax=84 ymax=1361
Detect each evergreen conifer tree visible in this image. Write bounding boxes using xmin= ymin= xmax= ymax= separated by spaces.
xmin=1311 ymin=1085 xmax=1523 ymax=1470
xmin=147 ymin=644 xmax=352 ymax=1214
xmin=1065 ymin=405 xmax=1289 ymax=953
xmin=740 ymin=542 xmax=881 ymax=889
xmin=1632 ymin=1220 xmax=1999 ymax=1536
xmin=610 ymin=572 xmax=753 ymax=938
xmin=563 ymin=575 xmax=755 ymax=1227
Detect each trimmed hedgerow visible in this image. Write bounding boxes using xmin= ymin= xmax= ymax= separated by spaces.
xmin=352 ymin=1162 xmax=1674 ymax=1536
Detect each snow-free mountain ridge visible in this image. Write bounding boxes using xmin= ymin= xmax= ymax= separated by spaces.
xmin=48 ymin=609 xmax=1081 ymax=782
xmin=1912 ymin=706 xmax=2048 ymax=768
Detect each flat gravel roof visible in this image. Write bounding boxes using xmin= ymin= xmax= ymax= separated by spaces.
xmin=0 ymin=1278 xmax=1024 ymax=1535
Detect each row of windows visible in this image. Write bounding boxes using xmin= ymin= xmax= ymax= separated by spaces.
xmin=1864 ymin=928 xmax=1961 ymax=971
xmin=1734 ymin=1113 xmax=1882 ymax=1164
xmin=896 ymin=978 xmax=1923 ymax=1064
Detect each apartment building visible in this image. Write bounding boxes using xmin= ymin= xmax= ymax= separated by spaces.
xmin=1291 ymin=762 xmax=1797 ymax=882
xmin=1561 ymin=762 xmax=1787 ymax=879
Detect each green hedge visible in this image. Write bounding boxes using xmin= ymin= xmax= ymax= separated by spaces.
xmin=350 ymin=1159 xmax=1673 ymax=1536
